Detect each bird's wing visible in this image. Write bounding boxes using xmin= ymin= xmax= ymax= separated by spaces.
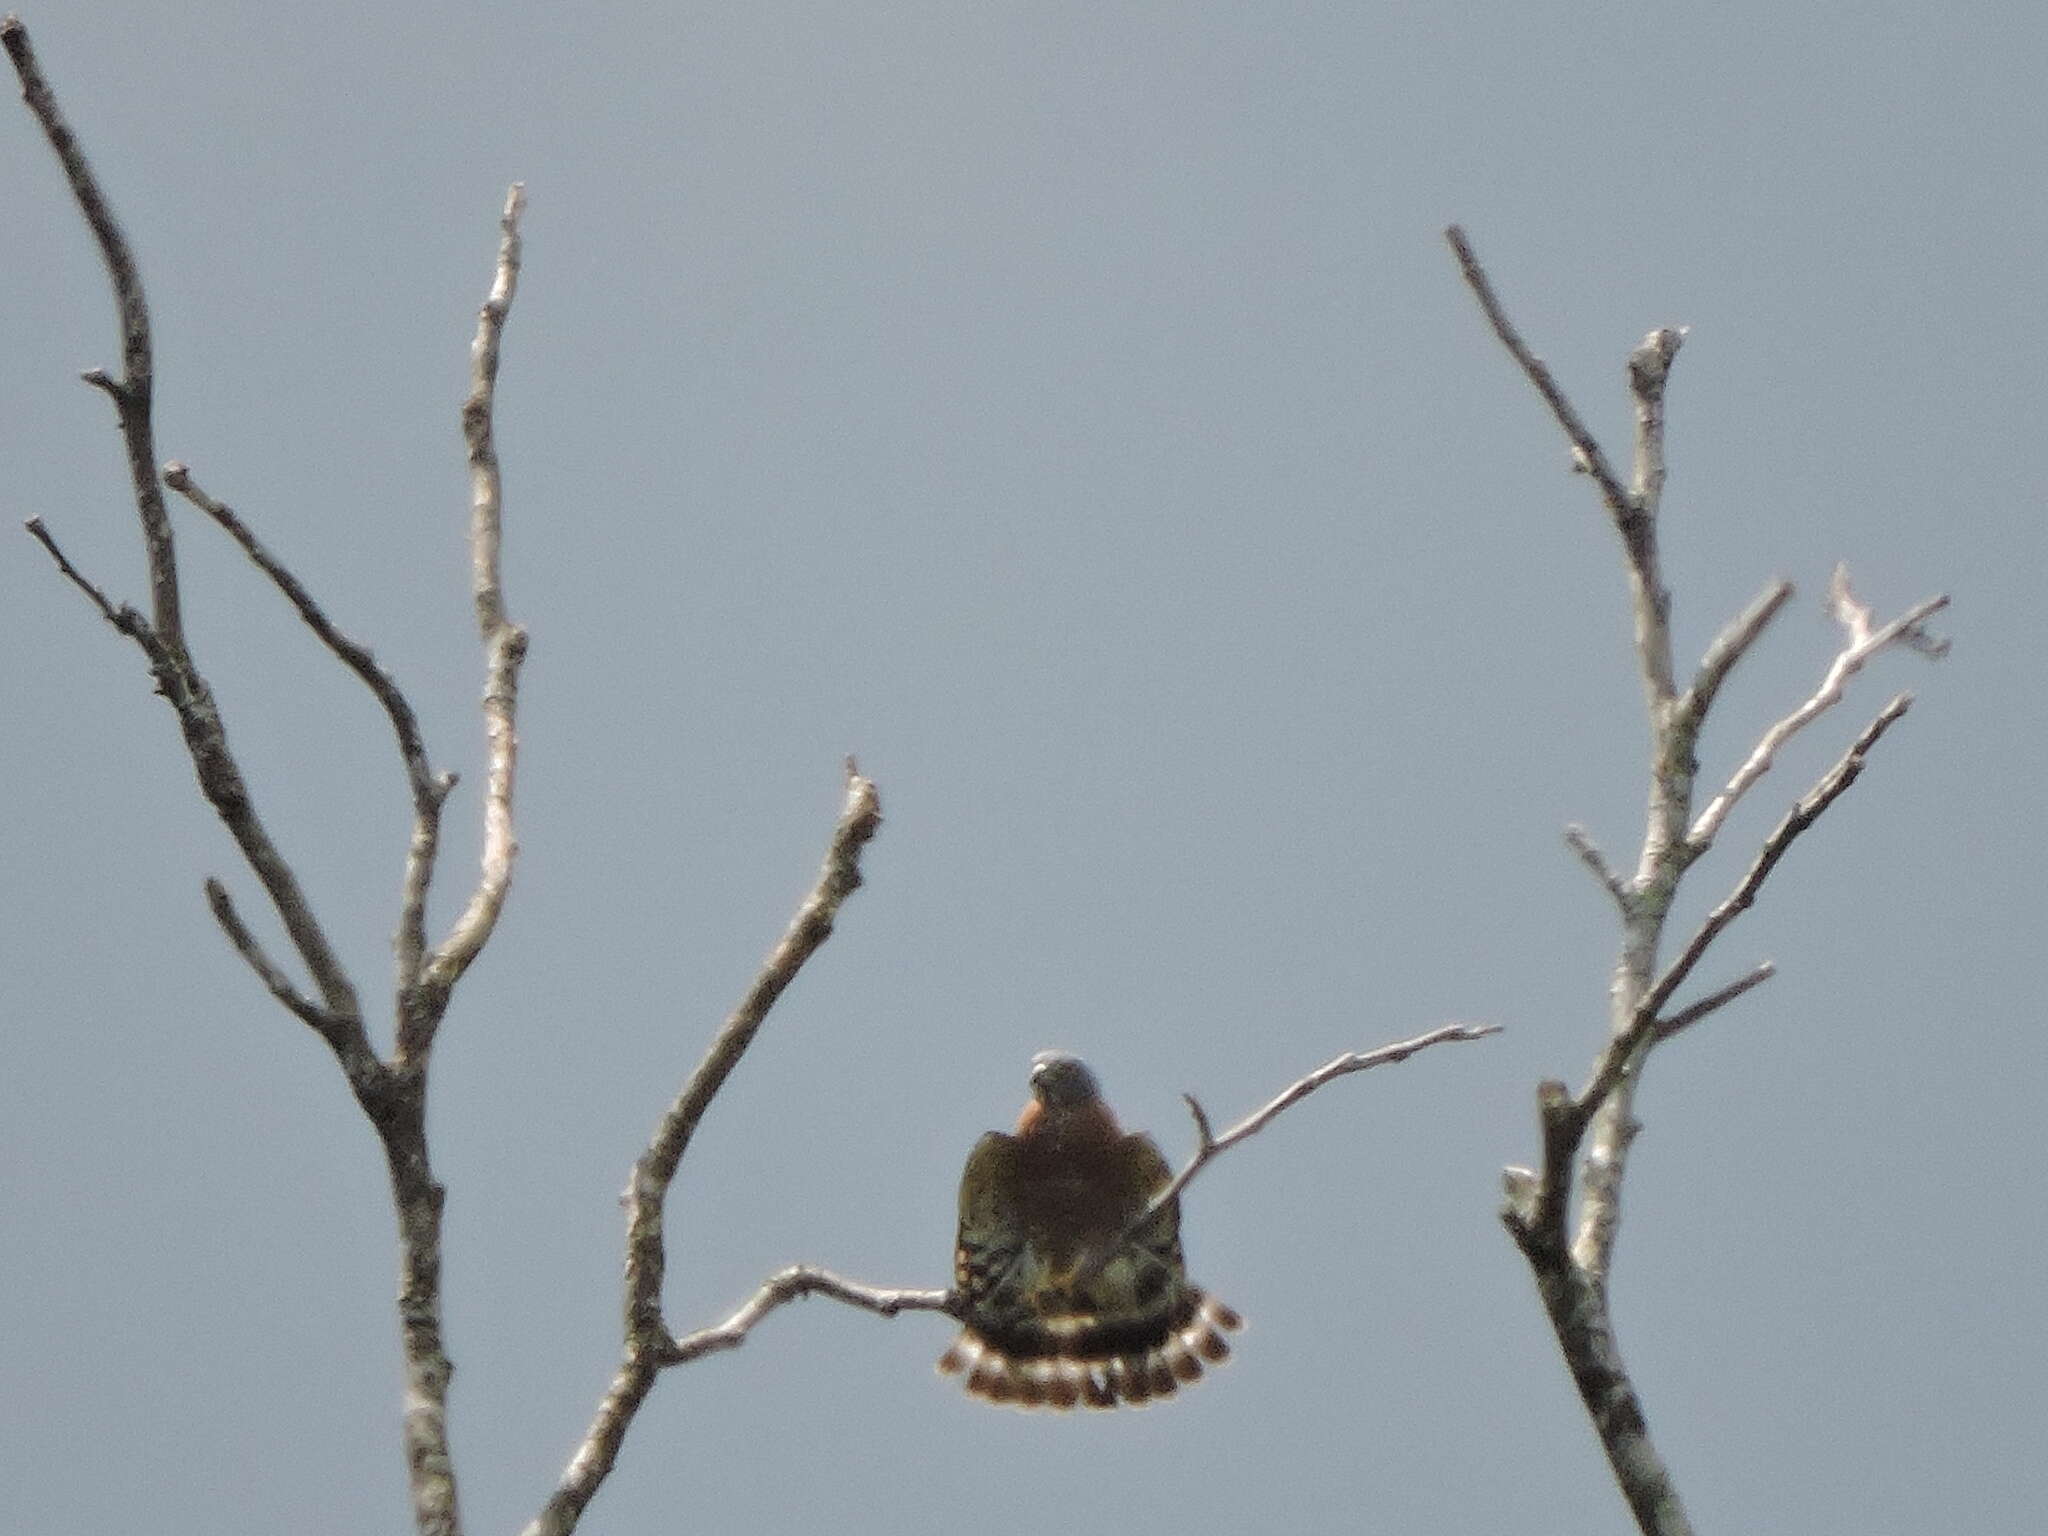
xmin=953 ymin=1130 xmax=1023 ymax=1303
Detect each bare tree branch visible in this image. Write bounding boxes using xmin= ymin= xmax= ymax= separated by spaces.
xmin=1688 ymin=572 xmax=1946 ymax=850
xmin=203 ymin=876 xmax=336 ymax=1034
xmin=661 ymin=1267 xmax=953 ymax=1366
xmin=1655 ymin=961 xmax=1776 ymax=1042
xmin=1681 ymin=578 xmax=1794 ymax=727
xmin=1520 ymin=1251 xmax=1689 ymax=1536
xmin=527 ymin=766 xmax=884 ymax=1536
xmin=1444 ymin=225 xmax=1637 ymax=533
xmin=1643 ymin=694 xmax=1912 ymax=1027
xmin=1135 ymin=1024 xmax=1501 ymax=1241
xmin=1619 ymin=325 xmax=1683 ymax=706
xmin=160 ymin=464 xmax=434 ymax=777
xmin=1564 ymin=824 xmax=1628 ymax=907
xmin=25 ymin=516 xmax=143 ymax=633
xmin=10 ymin=28 xmax=543 ymax=1531
xmin=8 ymin=18 xmax=365 ymax=1041
xmin=418 ymin=185 xmax=530 ymax=1023
xmin=375 ymin=186 xmax=535 ymax=1536
xmin=163 ymin=463 xmax=457 ymax=990
xmin=3 ymin=15 xmax=185 ymax=650
xmin=1059 ymin=1024 xmax=1503 ymax=1291
xmin=1455 ymin=224 xmax=1945 ymax=1536
xmin=1445 ymin=225 xmax=1678 ymax=709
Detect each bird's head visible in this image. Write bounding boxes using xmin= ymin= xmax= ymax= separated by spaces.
xmin=1028 ymin=1051 xmax=1102 ymax=1110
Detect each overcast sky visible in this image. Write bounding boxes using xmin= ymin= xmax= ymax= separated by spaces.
xmin=3 ymin=3 xmax=2041 ymax=1534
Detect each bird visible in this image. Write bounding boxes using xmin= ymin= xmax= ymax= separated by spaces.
xmin=937 ymin=1050 xmax=1242 ymax=1409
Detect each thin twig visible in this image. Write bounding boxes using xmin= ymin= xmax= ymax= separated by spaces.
xmin=528 ymin=767 xmax=883 ymax=1536
xmin=418 ymin=185 xmax=530 ymax=1023
xmin=1104 ymin=1024 xmax=1501 ymax=1266
xmin=163 ymin=469 xmax=450 ymax=804
xmin=1445 ymin=225 xmax=1637 ymax=529
xmin=202 ymin=876 xmax=334 ymax=1035
xmin=661 ymin=1267 xmax=953 ymax=1366
xmin=462 ymin=184 xmax=523 ymax=641
xmin=1447 ymin=229 xmax=1683 ymax=715
xmin=625 ymin=766 xmax=882 ymax=1342
xmin=25 ymin=516 xmax=157 ymax=644
xmin=1656 ymin=961 xmax=1776 ymax=1042
xmin=1564 ymin=824 xmax=1628 ymax=906
xmin=1682 ymin=579 xmax=1795 ymax=727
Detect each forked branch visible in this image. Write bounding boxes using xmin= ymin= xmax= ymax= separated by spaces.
xmin=1452 ymin=224 xmax=1945 ymax=1536
xmin=525 ymin=766 xmax=885 ymax=1536
xmin=9 ymin=20 xmax=539 ymax=1534
xmin=3 ymin=13 xmax=184 ymax=649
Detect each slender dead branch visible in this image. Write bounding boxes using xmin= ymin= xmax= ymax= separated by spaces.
xmin=1682 ymin=579 xmax=1794 ymax=727
xmin=1138 ymin=1024 xmax=1501 ymax=1239
xmin=25 ymin=516 xmax=139 ymax=631
xmin=1655 ymin=961 xmax=1776 ymax=1042
xmin=462 ymin=184 xmax=523 ymax=640
xmin=203 ymin=876 xmax=337 ymax=1035
xmin=417 ymin=185 xmax=529 ymax=1025
xmin=527 ymin=767 xmax=883 ymax=1536
xmin=1689 ymin=575 xmax=1947 ymax=850
xmin=162 ymin=465 xmax=427 ymax=769
xmin=4 ymin=15 xmax=185 ymax=651
xmin=165 ymin=474 xmax=452 ymax=801
xmin=163 ymin=462 xmax=458 ymax=991
xmin=1447 ymin=228 xmax=1680 ymax=709
xmin=625 ymin=766 xmax=884 ymax=1342
xmin=1445 ymin=225 xmax=1637 ymax=529
xmin=661 ymin=1267 xmax=953 ymax=1366
xmin=1564 ymin=824 xmax=1627 ymax=907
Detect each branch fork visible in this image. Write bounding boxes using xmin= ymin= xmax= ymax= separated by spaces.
xmin=9 ymin=21 xmax=536 ymax=1533
xmin=1449 ymin=224 xmax=1945 ymax=1536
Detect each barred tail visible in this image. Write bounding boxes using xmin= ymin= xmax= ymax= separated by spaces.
xmin=937 ymin=1293 xmax=1242 ymax=1411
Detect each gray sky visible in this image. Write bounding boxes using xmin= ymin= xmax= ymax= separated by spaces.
xmin=3 ymin=3 xmax=2041 ymax=1533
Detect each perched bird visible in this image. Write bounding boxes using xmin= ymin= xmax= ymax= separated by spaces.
xmin=938 ymin=1051 xmax=1242 ymax=1409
